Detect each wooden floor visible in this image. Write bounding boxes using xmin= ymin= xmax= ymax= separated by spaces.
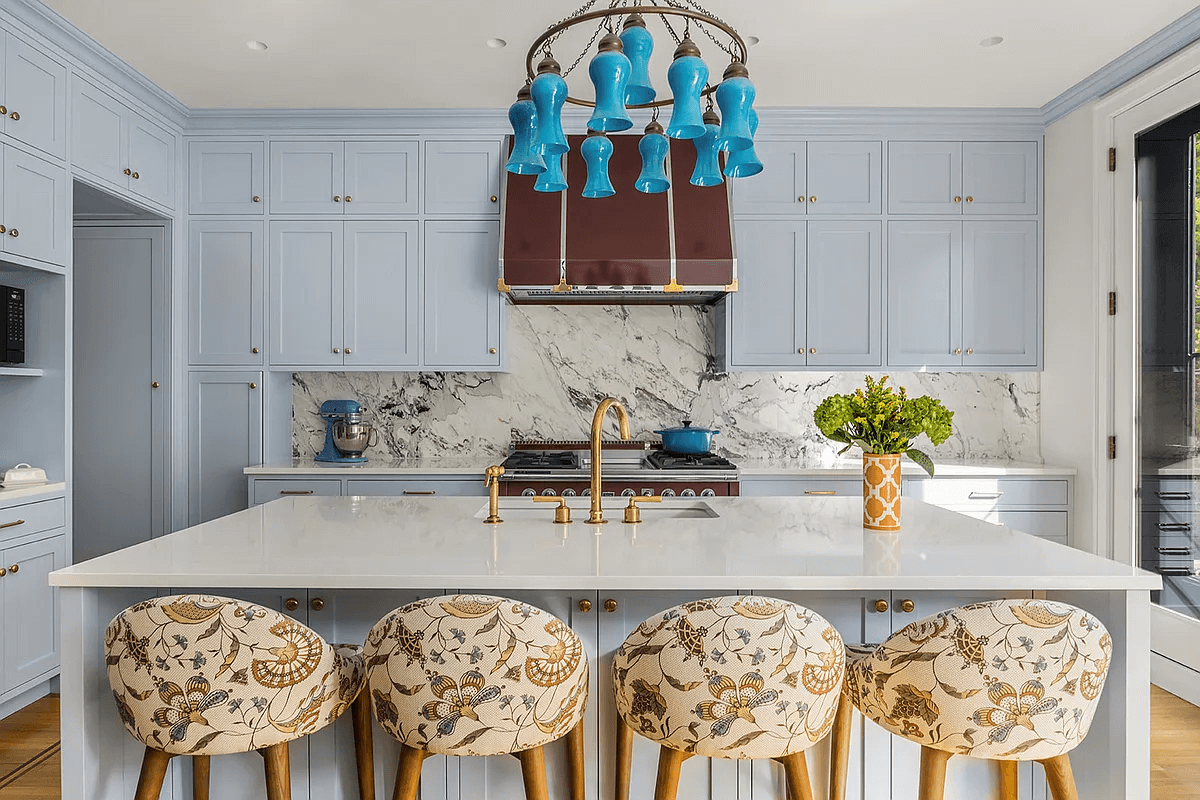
xmin=1 ymin=688 xmax=1198 ymax=797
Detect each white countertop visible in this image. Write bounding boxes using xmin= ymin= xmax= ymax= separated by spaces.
xmin=51 ymin=495 xmax=1154 ymax=591
xmin=245 ymin=458 xmax=493 ymax=476
xmin=0 ymin=481 xmax=66 ymax=507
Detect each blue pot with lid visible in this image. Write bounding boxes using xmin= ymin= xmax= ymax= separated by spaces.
xmin=654 ymin=420 xmax=720 ymax=454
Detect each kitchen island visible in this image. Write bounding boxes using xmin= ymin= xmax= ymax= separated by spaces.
xmin=51 ymin=495 xmax=1158 ymax=800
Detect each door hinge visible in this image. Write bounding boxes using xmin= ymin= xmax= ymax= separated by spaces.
xmin=1108 ymin=436 xmax=1117 ymax=459
xmin=1108 ymin=291 xmax=1117 ymax=315
xmin=1108 ymin=147 xmax=1117 ymax=172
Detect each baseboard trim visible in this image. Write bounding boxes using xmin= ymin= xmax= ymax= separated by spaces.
xmin=1151 ymin=651 xmax=1200 ymax=707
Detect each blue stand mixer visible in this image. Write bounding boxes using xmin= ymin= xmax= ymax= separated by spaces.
xmin=315 ymin=399 xmax=378 ymax=463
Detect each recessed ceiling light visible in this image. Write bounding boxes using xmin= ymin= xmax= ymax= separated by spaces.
xmin=745 ymin=35 xmax=760 ymax=46
xmin=246 ymin=40 xmax=268 ymax=51
xmin=487 ymin=38 xmax=508 ymax=49
xmin=979 ymin=36 xmax=1004 ymax=48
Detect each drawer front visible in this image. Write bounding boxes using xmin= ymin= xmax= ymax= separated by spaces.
xmin=960 ymin=510 xmax=1068 ymax=542
xmin=0 ymin=498 xmax=66 ymax=541
xmin=905 ymin=478 xmax=1068 ymax=508
xmin=346 ymin=479 xmax=485 ymax=497
xmin=1143 ymin=480 xmax=1198 ymax=512
xmin=252 ymin=479 xmax=342 ymax=505
xmin=740 ymin=478 xmax=860 ymax=498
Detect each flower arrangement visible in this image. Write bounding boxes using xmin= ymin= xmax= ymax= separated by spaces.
xmin=813 ymin=375 xmax=955 ymax=477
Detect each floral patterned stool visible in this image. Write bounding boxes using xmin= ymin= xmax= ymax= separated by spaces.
xmin=105 ymin=594 xmax=373 ymax=800
xmin=612 ymin=596 xmax=846 ymax=800
xmin=363 ymin=595 xmax=589 ymax=800
xmin=830 ymin=599 xmax=1112 ymax=800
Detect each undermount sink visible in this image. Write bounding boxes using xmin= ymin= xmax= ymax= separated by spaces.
xmin=473 ymin=499 xmax=720 ymax=521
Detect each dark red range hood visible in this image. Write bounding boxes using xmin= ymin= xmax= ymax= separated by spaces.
xmin=499 ymin=134 xmax=737 ymax=304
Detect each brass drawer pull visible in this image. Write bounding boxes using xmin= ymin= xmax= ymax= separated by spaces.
xmin=1158 ymin=523 xmax=1191 ymax=532
xmin=967 ymin=491 xmax=1004 ymax=500
xmin=804 ymin=490 xmax=837 ymax=496
xmin=279 ymin=489 xmax=314 ymax=495
xmin=1161 ymin=567 xmax=1194 ymax=576
xmin=1156 ymin=491 xmax=1192 ymax=501
xmin=403 ymin=490 xmax=437 ymax=496
xmin=0 ymin=519 xmax=26 ymax=530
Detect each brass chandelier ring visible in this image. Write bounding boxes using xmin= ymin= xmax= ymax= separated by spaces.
xmin=524 ymin=5 xmax=750 ymax=110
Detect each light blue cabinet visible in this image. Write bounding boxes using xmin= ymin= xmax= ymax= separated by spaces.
xmin=2 ymin=533 xmax=66 ymax=692
xmin=887 ymin=141 xmax=963 ymax=215
xmin=423 ymin=140 xmax=502 ymax=216
xmin=269 ymin=221 xmax=343 ymax=367
xmin=730 ymin=141 xmax=806 ymax=215
xmin=3 ymin=146 xmax=69 ymax=268
xmin=806 ymin=221 xmax=882 ymax=366
xmin=344 ymin=141 xmax=419 ymax=215
xmin=806 ymin=141 xmax=882 ymax=215
xmin=188 ymin=221 xmax=264 ymax=365
xmin=188 ymin=140 xmax=265 ymax=215
xmin=2 ymin=34 xmax=67 ymax=160
xmin=423 ymin=220 xmax=502 ymax=369
xmin=270 ymin=141 xmax=344 ymax=215
xmin=270 ymin=140 xmax=418 ymax=216
xmin=127 ymin=114 xmax=174 ymax=208
xmin=888 ymin=141 xmax=1038 ymax=216
xmin=887 ymin=221 xmax=962 ymax=368
xmin=962 ymin=221 xmax=1038 ymax=367
xmin=188 ymin=371 xmax=264 ymax=525
xmin=727 ymin=219 xmax=806 ymax=366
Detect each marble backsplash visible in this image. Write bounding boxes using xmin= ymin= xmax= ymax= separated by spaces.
xmin=294 ymin=305 xmax=1040 ymax=464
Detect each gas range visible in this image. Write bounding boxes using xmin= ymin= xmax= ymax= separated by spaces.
xmin=498 ymin=440 xmax=739 ymax=498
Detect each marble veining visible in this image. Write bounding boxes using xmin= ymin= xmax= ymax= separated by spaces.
xmin=294 ymin=306 xmax=1040 ymax=463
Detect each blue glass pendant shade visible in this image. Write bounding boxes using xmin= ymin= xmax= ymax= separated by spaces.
xmin=715 ymin=61 xmax=756 ymax=153
xmin=580 ymin=132 xmax=616 ymax=198
xmin=530 ymin=56 xmax=569 ymax=156
xmin=691 ymin=109 xmax=724 ymax=187
xmin=723 ymin=108 xmax=763 ymax=178
xmin=665 ymin=38 xmax=709 ymax=140
xmin=588 ymin=33 xmax=633 ymax=133
xmin=535 ymin=152 xmax=568 ymax=193
xmin=635 ymin=121 xmax=670 ymax=194
xmin=620 ymin=14 xmax=656 ymax=106
xmin=505 ymin=85 xmax=547 ymax=175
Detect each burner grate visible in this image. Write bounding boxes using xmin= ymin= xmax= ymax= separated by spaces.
xmin=647 ymin=450 xmax=736 ymax=471
xmin=502 ymin=451 xmax=580 ymax=471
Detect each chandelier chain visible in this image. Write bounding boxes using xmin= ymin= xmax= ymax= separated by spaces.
xmin=542 ymin=0 xmax=601 ymax=54
xmin=663 ymin=0 xmax=738 ymax=58
xmin=647 ymin=0 xmax=683 ymax=46
xmin=561 ymin=13 xmax=612 ymax=78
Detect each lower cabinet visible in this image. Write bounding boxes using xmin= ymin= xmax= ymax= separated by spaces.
xmin=1 ymin=532 xmax=66 ymax=694
xmin=247 ymin=477 xmax=487 ymax=507
xmin=345 ymin=479 xmax=484 ymax=498
xmin=189 ymin=371 xmax=264 ymax=524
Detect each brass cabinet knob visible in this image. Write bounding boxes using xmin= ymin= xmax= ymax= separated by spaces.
xmin=490 ymin=347 xmax=497 ymax=354
xmin=966 ymin=348 xmax=973 ymax=355
xmin=285 ymin=597 xmax=300 ymax=611
xmin=253 ymin=196 xmax=261 ymax=203
xmin=809 ymin=196 xmax=817 ymax=203
xmin=9 ymin=111 xmax=18 ymax=121
xmin=966 ymin=196 xmax=974 ymax=203
xmin=249 ymin=382 xmax=258 ymax=389
xmin=490 ymin=195 xmax=498 ymax=203
xmin=8 ymin=229 xmax=17 ymax=238
xmin=132 ymin=172 xmax=139 ymax=180
xmin=604 ymin=598 xmax=618 ymax=613
xmin=334 ymin=196 xmax=341 ymax=202
xmin=797 ymin=348 xmax=804 ymax=354
xmin=151 ymin=381 xmax=160 ymax=389
xmin=344 ymin=347 xmax=352 ymax=354
xmin=252 ymin=347 xmax=260 ymax=354
xmin=809 ymin=347 xmax=816 ymax=354
xmin=578 ymin=598 xmax=592 ymax=613
xmin=954 ymin=196 xmax=962 ymax=203
xmin=873 ymin=599 xmax=889 ymax=613
xmin=345 ymin=196 xmax=352 ymax=202
xmin=798 ymin=196 xmax=805 ymax=203
xmin=0 ymin=567 xmax=5 ymax=577
xmin=333 ymin=347 xmax=341 ymax=353
xmin=0 ymin=106 xmax=6 ymax=115
xmin=124 ymin=168 xmax=132 ymax=176
xmin=9 ymin=564 xmax=18 ymax=574
xmin=899 ymin=599 xmax=916 ymax=613
xmin=0 ymin=225 xmax=6 ymax=234
xmin=310 ymin=597 xmax=325 ymax=612
xmin=954 ymin=348 xmax=962 ymax=355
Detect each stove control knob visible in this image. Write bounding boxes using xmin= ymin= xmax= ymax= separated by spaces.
xmin=581 ymin=488 xmax=591 ymax=497
xmin=541 ymin=488 xmax=557 ymax=496
xmin=700 ymin=489 xmax=716 ymax=497
xmin=562 ymin=488 xmax=577 ymax=497
xmin=661 ymin=489 xmax=676 ymax=497
xmin=521 ymin=488 xmax=536 ymax=497
xmin=621 ymin=488 xmax=636 ymax=497
xmin=681 ymin=488 xmax=697 ymax=497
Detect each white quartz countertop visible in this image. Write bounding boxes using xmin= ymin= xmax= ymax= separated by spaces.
xmin=0 ymin=482 xmax=66 ymax=507
xmin=245 ymin=458 xmax=494 ymax=476
xmin=51 ymin=495 xmax=1155 ymax=591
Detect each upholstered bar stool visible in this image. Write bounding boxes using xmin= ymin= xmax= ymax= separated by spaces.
xmin=612 ymin=596 xmax=846 ymax=800
xmin=363 ymin=595 xmax=588 ymax=800
xmin=831 ymin=598 xmax=1111 ymax=800
xmin=105 ymin=594 xmax=374 ymax=800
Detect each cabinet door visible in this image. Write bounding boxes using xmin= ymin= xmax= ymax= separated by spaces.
xmin=3 ymin=36 xmax=67 ymax=160
xmin=188 ymin=371 xmax=264 ymax=524
xmin=269 ymin=221 xmax=343 ymax=367
xmin=251 ymin=479 xmax=342 ymax=506
xmin=344 ymin=221 xmax=419 ymax=367
xmin=805 ymin=141 xmax=882 ymax=215
xmin=962 ymin=141 xmax=1038 ymax=215
xmin=127 ymin=114 xmax=175 ymax=209
xmin=188 ymin=140 xmax=265 ymax=214
xmin=806 ymin=221 xmax=882 ymax=366
xmin=728 ymin=219 xmax=805 ymax=367
xmin=344 ymin=140 xmax=419 ymax=215
xmin=887 ymin=222 xmax=962 ymax=368
xmin=2 ymin=533 xmax=65 ymax=691
xmin=270 ymin=141 xmax=346 ymax=214
xmin=189 ymin=222 xmax=264 ymax=365
xmin=344 ymin=479 xmax=485 ymax=497
xmin=423 ymin=220 xmax=502 ymax=368
xmin=2 ymin=147 xmax=69 ymax=267
xmin=423 ymin=140 xmax=502 ymax=216
xmin=962 ymin=221 xmax=1038 ymax=367
xmin=887 ymin=142 xmax=963 ymax=215
xmin=70 ymin=79 xmax=126 ymax=186
xmin=730 ymin=140 xmax=806 ymax=214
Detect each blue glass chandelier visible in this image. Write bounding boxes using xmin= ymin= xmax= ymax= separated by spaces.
xmin=508 ymin=1 xmax=759 ymax=196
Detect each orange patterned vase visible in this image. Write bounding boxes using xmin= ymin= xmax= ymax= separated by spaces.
xmin=863 ymin=453 xmax=901 ymax=531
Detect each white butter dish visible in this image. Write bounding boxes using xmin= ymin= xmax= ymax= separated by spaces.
xmin=1 ymin=463 xmax=48 ymax=487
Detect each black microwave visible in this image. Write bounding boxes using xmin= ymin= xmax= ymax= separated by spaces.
xmin=1 ymin=285 xmax=24 ymax=365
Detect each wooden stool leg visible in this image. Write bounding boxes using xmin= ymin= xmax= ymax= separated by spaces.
xmin=133 ymin=747 xmax=172 ymax=800
xmin=829 ymin=693 xmax=854 ymax=800
xmin=1038 ymin=754 xmax=1080 ymax=800
xmin=263 ymin=742 xmax=292 ymax=800
xmin=566 ymin=720 xmax=586 ymax=800
xmin=776 ymin=752 xmax=815 ymax=800
xmin=652 ymin=746 xmax=689 ymax=800
xmin=917 ymin=746 xmax=952 ymax=800
xmin=351 ymin=689 xmax=376 ymax=800
xmin=192 ymin=754 xmax=210 ymax=800
xmin=391 ymin=744 xmax=429 ymax=800
xmin=998 ymin=759 xmax=1019 ymax=800
xmin=615 ymin=717 xmax=634 ymax=800
xmin=517 ymin=745 xmax=550 ymax=800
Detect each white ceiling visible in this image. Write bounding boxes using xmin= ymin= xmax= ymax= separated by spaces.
xmin=39 ymin=0 xmax=1200 ymax=110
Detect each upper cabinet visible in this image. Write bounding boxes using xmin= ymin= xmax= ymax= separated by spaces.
xmin=731 ymin=140 xmax=882 ymax=215
xmin=1 ymin=35 xmax=67 ymax=160
xmin=1 ymin=147 xmax=69 ymax=268
xmin=189 ymin=221 xmax=264 ymax=365
xmin=423 ymin=220 xmax=502 ymax=369
xmin=188 ymin=141 xmax=265 ymax=215
xmin=269 ymin=140 xmax=418 ymax=216
xmin=424 ymin=140 xmax=502 ymax=216
xmin=71 ymin=78 xmax=175 ymax=209
xmin=888 ymin=141 xmax=1038 ymax=215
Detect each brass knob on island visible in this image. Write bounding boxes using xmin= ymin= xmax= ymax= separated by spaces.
xmin=604 ymin=598 xmax=618 ymax=613
xmin=578 ymin=598 xmax=592 ymax=613
xmin=310 ymin=598 xmax=325 ymax=612
xmin=285 ymin=597 xmax=300 ymax=612
xmin=900 ymin=599 xmax=916 ymax=613
xmin=151 ymin=381 xmax=160 ymax=389
xmin=0 ymin=567 xmax=6 ymax=577
xmin=874 ymin=599 xmax=889 ymax=613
